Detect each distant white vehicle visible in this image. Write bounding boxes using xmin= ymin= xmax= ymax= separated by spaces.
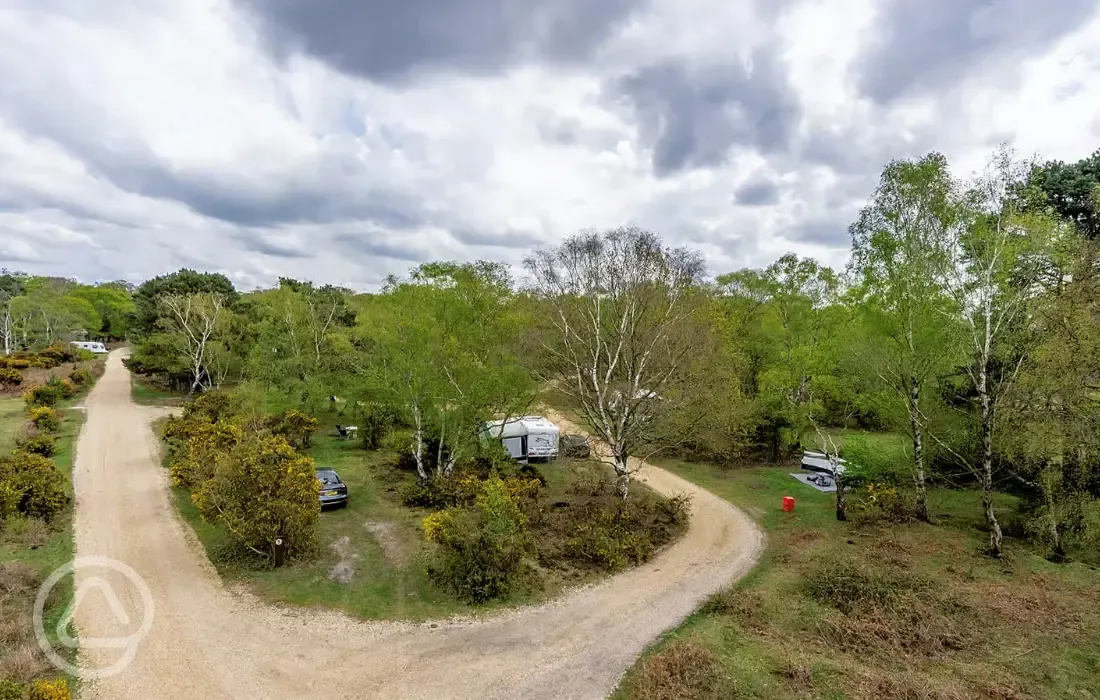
xmin=481 ymin=415 xmax=561 ymax=463
xmin=801 ymin=450 xmax=847 ymax=477
xmin=70 ymin=341 xmax=108 ymax=354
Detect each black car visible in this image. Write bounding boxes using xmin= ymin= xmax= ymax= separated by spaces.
xmin=316 ymin=469 xmax=349 ymax=509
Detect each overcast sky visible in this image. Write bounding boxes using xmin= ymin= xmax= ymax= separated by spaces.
xmin=2 ymin=0 xmax=1099 ymax=290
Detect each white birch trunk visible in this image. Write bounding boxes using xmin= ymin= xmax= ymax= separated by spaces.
xmin=411 ymin=402 xmax=427 ymax=480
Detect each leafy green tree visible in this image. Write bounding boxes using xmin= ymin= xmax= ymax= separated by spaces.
xmin=155 ymin=292 xmax=230 ymax=395
xmin=13 ymin=277 xmax=99 ymax=347
xmin=0 ymin=270 xmax=26 ymax=355
xmin=242 ymin=279 xmax=355 ymax=410
xmin=526 ymin=227 xmax=708 ymax=499
xmin=1002 ymin=238 xmax=1100 ymax=560
xmin=848 ymin=153 xmax=964 ymax=521
xmin=360 ymin=261 xmax=533 ymax=479
xmin=70 ymin=284 xmax=136 ymax=340
xmin=132 ymin=269 xmax=238 ymax=337
xmin=1025 ymin=149 xmax=1100 ymax=239
xmin=717 ymin=254 xmax=846 ymax=460
xmin=942 ymin=146 xmax=1069 ymax=557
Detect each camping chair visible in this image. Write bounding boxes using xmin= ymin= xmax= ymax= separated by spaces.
xmin=335 ymin=424 xmax=359 ymax=441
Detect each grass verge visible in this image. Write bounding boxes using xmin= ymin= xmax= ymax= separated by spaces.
xmin=614 ymin=460 xmax=1100 ymax=700
xmin=130 ymin=375 xmax=186 ymax=407
xmin=0 ymin=394 xmax=88 ymax=694
xmin=0 ymin=400 xmax=23 ymax=450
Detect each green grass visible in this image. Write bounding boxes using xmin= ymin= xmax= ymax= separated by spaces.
xmin=1 ymin=393 xmax=88 ymax=691
xmin=130 ymin=375 xmax=186 ymax=406
xmin=0 ymin=398 xmax=24 ymax=450
xmin=800 ymin=427 xmax=910 ymax=457
xmin=614 ymin=458 xmax=1100 ymax=700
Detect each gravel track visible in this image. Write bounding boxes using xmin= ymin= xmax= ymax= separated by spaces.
xmin=70 ymin=352 xmax=764 ymax=699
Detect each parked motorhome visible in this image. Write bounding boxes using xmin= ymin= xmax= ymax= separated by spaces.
xmin=801 ymin=450 xmax=847 ymax=477
xmin=70 ymin=341 xmax=108 ymax=354
xmin=481 ymin=416 xmax=560 ymax=463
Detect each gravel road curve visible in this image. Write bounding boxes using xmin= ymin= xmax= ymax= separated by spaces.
xmin=70 ymin=351 xmax=764 ymax=700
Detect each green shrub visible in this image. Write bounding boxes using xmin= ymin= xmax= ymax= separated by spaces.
xmin=0 ymin=368 xmax=21 ymax=386
xmin=849 ymin=482 xmax=915 ymax=526
xmin=183 ymin=390 xmax=242 ymax=424
xmin=401 ymin=471 xmax=481 ymax=509
xmin=192 ymin=433 xmax=319 ymax=564
xmin=69 ymin=366 xmax=92 ymax=387
xmin=15 ymin=431 xmax=57 ymax=457
xmin=265 ymin=409 xmax=318 ymax=449
xmin=38 ymin=345 xmax=69 ymax=364
xmin=358 ymin=402 xmax=399 ymax=449
xmin=567 ymin=505 xmax=656 ymax=571
xmin=23 ymin=383 xmax=63 ymax=409
xmin=162 ymin=414 xmax=209 ymax=441
xmin=423 ymin=477 xmax=534 ymax=602
xmin=168 ymin=421 xmax=243 ymax=488
xmin=0 ymin=451 xmax=70 ymax=521
xmin=54 ymin=377 xmax=77 ymax=399
xmin=0 ymin=479 xmax=18 ymax=524
xmin=28 ymin=407 xmax=62 ymax=433
xmin=0 ymin=680 xmax=26 ymax=700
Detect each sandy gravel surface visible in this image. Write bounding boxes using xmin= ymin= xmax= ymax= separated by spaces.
xmin=70 ymin=352 xmax=764 ymax=700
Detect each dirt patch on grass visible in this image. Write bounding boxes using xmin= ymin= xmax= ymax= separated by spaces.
xmin=365 ymin=519 xmax=407 ymax=566
xmin=328 ymin=535 xmax=361 ymax=583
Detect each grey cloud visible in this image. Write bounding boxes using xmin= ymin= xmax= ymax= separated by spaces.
xmin=614 ymin=49 xmax=801 ymax=175
xmin=854 ymin=0 xmax=1099 ymax=103
xmin=0 ymin=241 xmax=42 ymax=263
xmin=788 ymin=216 xmax=851 ymax=246
xmin=733 ymin=175 xmax=779 ymax=206
xmin=0 ymin=189 xmax=137 ymax=229
xmin=87 ymin=152 xmax=431 ymax=231
xmin=239 ymin=0 xmax=643 ymax=81
xmin=0 ymin=111 xmax=433 ymax=233
xmin=800 ymin=120 xmax=941 ymax=178
xmin=537 ymin=117 xmax=582 ymax=146
xmin=535 ymin=114 xmax=623 ymax=152
xmin=332 ymin=233 xmax=430 ymax=262
xmin=233 ymin=231 xmax=315 ymax=259
xmin=450 ymin=227 xmax=547 ymax=250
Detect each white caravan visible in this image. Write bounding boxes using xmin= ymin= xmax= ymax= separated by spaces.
xmin=70 ymin=341 xmax=108 ymax=354
xmin=801 ymin=450 xmax=847 ymax=477
xmin=481 ymin=416 xmax=561 ymax=463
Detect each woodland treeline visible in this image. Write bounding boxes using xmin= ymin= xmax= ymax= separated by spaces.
xmin=4 ymin=145 xmax=1100 ymax=562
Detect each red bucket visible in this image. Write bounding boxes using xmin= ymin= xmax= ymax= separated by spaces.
xmin=782 ymin=496 xmax=795 ymax=512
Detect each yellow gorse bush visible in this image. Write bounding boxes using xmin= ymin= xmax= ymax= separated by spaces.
xmin=29 ymin=678 xmax=71 ymax=700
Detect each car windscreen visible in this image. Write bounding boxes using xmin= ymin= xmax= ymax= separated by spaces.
xmin=316 ymin=471 xmax=339 ymax=485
